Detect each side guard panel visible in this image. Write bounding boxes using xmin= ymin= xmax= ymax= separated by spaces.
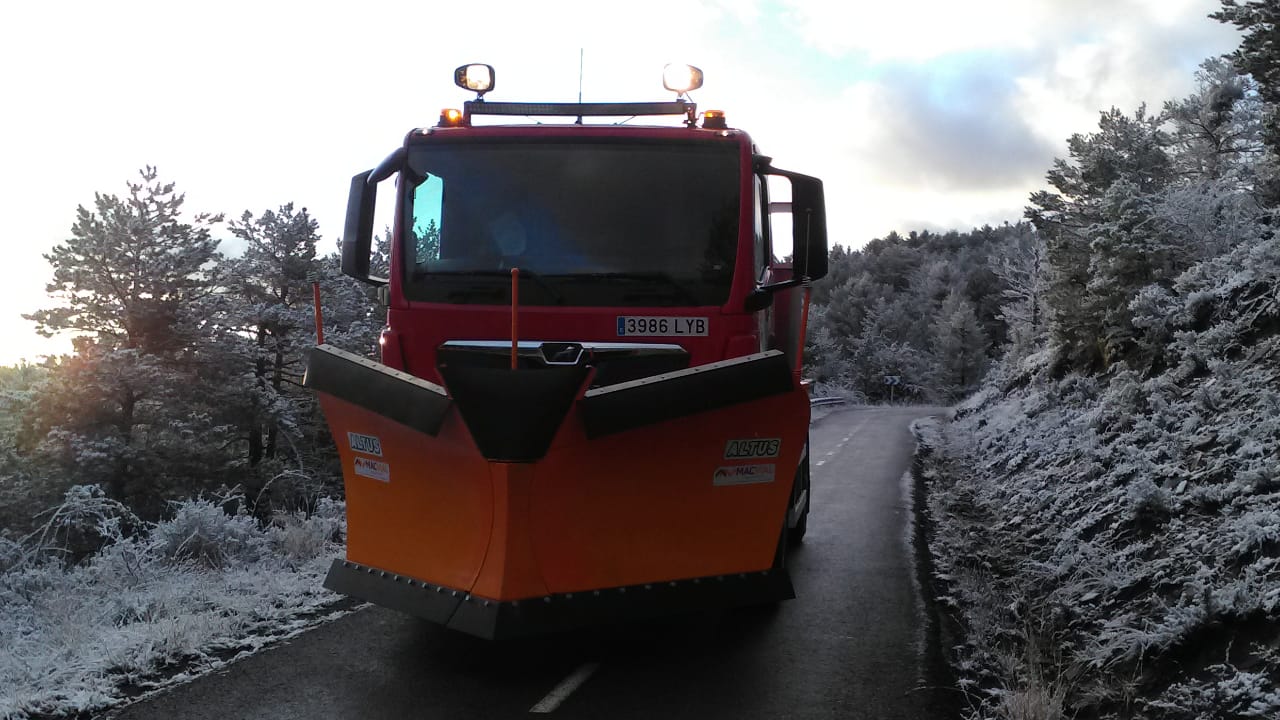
xmin=304 ymin=345 xmax=450 ymax=436
xmin=315 ymin=394 xmax=494 ymax=591
xmin=580 ymin=351 xmax=793 ymax=438
xmin=532 ymin=387 xmax=808 ymax=593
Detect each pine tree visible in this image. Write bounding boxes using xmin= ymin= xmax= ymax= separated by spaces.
xmin=992 ymin=227 xmax=1050 ymax=357
xmin=1027 ymin=106 xmax=1175 ymax=372
xmin=22 ymin=170 xmax=225 ymax=511
xmin=26 ymin=167 xmax=221 ymax=354
xmin=1165 ymin=58 xmax=1264 ymax=185
xmin=1213 ymin=0 xmax=1280 ymax=204
xmin=217 ymin=204 xmax=323 ymax=470
xmin=930 ymin=290 xmax=989 ymax=399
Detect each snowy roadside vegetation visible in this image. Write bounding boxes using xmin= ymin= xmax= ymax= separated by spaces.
xmin=0 ymin=174 xmax=381 ymax=717
xmin=912 ymin=6 xmax=1280 ymax=717
xmin=0 ymin=487 xmax=348 ymax=719
xmin=919 ymin=233 xmax=1280 ymax=717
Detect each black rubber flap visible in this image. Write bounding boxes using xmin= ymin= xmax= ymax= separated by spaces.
xmin=324 ymin=558 xmax=794 ymax=641
xmin=438 ymin=364 xmax=588 ymax=462
xmin=580 ymin=350 xmax=794 ymax=439
xmin=324 ymin=559 xmax=461 ymax=625
xmin=303 ymin=345 xmax=450 ymax=436
xmin=452 ymin=570 xmax=795 ymax=640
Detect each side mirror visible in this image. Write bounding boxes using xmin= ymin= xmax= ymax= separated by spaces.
xmin=341 ymin=170 xmax=381 ymax=285
xmin=786 ymin=172 xmax=828 ymax=282
xmin=341 ymin=148 xmax=404 ymax=287
xmin=744 ymin=165 xmax=829 ymax=312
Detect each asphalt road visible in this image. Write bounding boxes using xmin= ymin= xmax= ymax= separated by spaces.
xmin=109 ymin=406 xmax=954 ymax=720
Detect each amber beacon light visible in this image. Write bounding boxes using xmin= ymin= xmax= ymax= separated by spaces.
xmin=439 ymin=108 xmax=465 ymax=127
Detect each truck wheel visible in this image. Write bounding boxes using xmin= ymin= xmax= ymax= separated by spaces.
xmin=788 ymin=441 xmax=810 ymax=544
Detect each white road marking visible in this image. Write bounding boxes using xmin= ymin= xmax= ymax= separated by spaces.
xmin=816 ymin=460 xmax=826 ymax=466
xmin=530 ymin=662 xmax=600 ymax=713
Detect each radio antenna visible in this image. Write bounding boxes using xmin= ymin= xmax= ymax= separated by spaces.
xmin=576 ymin=48 xmax=584 ymax=125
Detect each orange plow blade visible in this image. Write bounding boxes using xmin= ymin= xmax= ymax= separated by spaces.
xmin=305 ymin=345 xmax=808 ymax=638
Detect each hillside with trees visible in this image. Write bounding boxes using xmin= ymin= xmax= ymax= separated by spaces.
xmin=917 ymin=4 xmax=1280 ymax=717
xmin=803 ymin=222 xmax=1035 ymax=404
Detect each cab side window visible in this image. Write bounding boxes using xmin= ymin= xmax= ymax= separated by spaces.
xmin=411 ymin=174 xmax=444 ymax=265
xmin=753 ymin=175 xmax=770 ymax=281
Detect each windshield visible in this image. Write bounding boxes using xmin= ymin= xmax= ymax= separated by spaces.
xmin=401 ymin=139 xmax=740 ymax=306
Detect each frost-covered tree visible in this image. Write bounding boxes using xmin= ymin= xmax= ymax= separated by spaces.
xmin=21 ymin=170 xmax=226 ymax=512
xmin=216 ymin=204 xmax=323 ymax=469
xmin=1213 ymin=0 xmax=1280 ymax=204
xmin=802 ymin=305 xmax=853 ymax=391
xmin=930 ymin=290 xmax=988 ymax=399
xmin=992 ymin=227 xmax=1049 ymax=357
xmin=804 ymin=223 xmax=1028 ymax=402
xmin=22 ymin=347 xmax=231 ymax=516
xmin=1027 ymin=106 xmax=1175 ymax=371
xmin=1085 ymin=180 xmax=1192 ymax=363
xmin=845 ymin=298 xmax=936 ymax=402
xmin=1165 ymin=58 xmax=1264 ymax=185
xmin=25 ymin=168 xmax=221 ymax=355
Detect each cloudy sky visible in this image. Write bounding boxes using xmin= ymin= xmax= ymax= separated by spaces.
xmin=0 ymin=0 xmax=1240 ymax=364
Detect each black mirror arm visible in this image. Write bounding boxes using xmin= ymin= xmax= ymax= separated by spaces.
xmin=370 ymin=147 xmax=406 ymax=184
xmin=745 ymin=274 xmax=814 ymax=312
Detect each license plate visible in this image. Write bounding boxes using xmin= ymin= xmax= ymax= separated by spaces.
xmin=616 ymin=316 xmax=708 ymax=337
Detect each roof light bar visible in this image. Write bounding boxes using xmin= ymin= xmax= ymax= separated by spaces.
xmin=465 ymin=100 xmax=694 ymax=118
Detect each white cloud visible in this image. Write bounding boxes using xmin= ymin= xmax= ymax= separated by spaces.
xmin=0 ymin=0 xmax=1246 ymax=362
xmin=778 ymin=0 xmax=1046 ymax=61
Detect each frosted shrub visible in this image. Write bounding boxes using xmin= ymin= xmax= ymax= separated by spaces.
xmin=0 ymin=534 xmax=21 ymax=573
xmin=0 ymin=493 xmax=348 ymax=718
xmin=153 ymin=496 xmax=265 ymax=568
xmin=21 ymin=485 xmax=139 ymax=566
xmin=269 ymin=498 xmax=344 ymax=562
xmin=1125 ymin=477 xmax=1171 ymax=527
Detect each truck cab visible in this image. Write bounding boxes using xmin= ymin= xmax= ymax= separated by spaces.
xmin=341 ymin=64 xmax=827 ymax=386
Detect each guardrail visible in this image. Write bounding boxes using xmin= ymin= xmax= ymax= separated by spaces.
xmin=809 ymin=396 xmax=847 ymax=408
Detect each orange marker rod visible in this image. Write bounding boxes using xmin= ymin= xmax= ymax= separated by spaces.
xmin=510 ymin=268 xmax=520 ymax=370
xmin=794 ymin=284 xmax=812 ymax=375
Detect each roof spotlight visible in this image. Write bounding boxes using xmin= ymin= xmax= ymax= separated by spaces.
xmin=663 ymin=64 xmax=704 ymax=95
xmin=454 ymin=63 xmax=495 ymax=97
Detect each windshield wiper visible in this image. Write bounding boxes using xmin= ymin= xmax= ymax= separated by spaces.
xmin=552 ymin=272 xmax=702 ymax=306
xmin=418 ymin=269 xmax=565 ymax=305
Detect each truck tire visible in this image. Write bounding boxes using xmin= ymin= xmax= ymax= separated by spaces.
xmin=788 ymin=439 xmax=810 ymax=544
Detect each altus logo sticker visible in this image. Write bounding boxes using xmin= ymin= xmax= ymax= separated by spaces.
xmin=724 ymin=438 xmax=781 ymax=460
xmin=348 ymin=432 xmax=383 ymax=457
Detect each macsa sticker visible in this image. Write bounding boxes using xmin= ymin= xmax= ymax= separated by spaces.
xmin=347 ymin=432 xmax=383 ymax=457
xmin=713 ymin=464 xmax=776 ymax=486
xmin=616 ymin=316 xmax=708 ymax=337
xmin=354 ymin=457 xmax=390 ymax=483
xmin=724 ymin=438 xmax=781 ymax=460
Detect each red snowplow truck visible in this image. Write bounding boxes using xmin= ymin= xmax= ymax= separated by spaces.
xmin=305 ymin=64 xmax=828 ymax=639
